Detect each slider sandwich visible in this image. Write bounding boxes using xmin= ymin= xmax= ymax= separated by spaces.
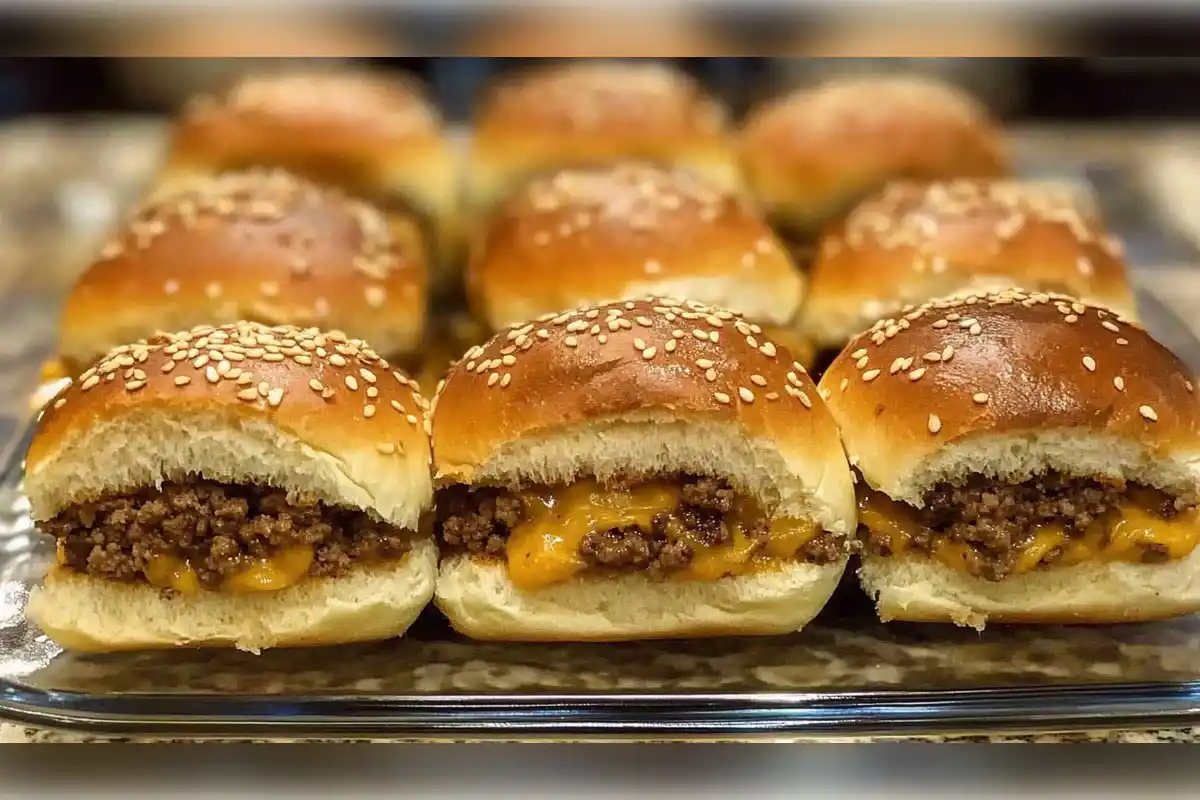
xmin=56 ymin=169 xmax=427 ymax=376
xmin=740 ymin=75 xmax=1009 ymax=246
xmin=25 ymin=321 xmax=435 ymax=652
xmin=819 ymin=289 xmax=1200 ymax=629
xmin=159 ymin=69 xmax=459 ymax=289
xmin=467 ymin=162 xmax=814 ymax=367
xmin=803 ymin=179 xmax=1135 ymax=376
xmin=430 ymin=296 xmax=857 ymax=641
xmin=465 ymin=61 xmax=741 ymax=222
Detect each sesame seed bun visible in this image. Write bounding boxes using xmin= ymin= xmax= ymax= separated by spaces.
xmin=817 ymin=289 xmax=1200 ymax=627
xmin=467 ymin=163 xmax=803 ymax=331
xmin=465 ymin=61 xmax=740 ymax=217
xmin=159 ymin=69 xmax=459 ymax=280
xmin=740 ymin=76 xmax=1009 ymax=238
xmin=25 ymin=321 xmax=435 ymax=651
xmin=431 ymin=296 xmax=856 ymax=640
xmin=58 ymin=169 xmax=427 ymax=371
xmin=803 ymin=180 xmax=1137 ymax=349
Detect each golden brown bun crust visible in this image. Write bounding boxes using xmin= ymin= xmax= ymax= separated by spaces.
xmin=161 ymin=69 xmax=459 ymax=273
xmin=803 ymin=180 xmax=1136 ymax=347
xmin=461 ymin=11 xmax=733 ymax=57
xmin=58 ymin=170 xmax=427 ymax=369
xmin=818 ymin=289 xmax=1200 ymax=494
xmin=740 ymin=76 xmax=1009 ymax=235
xmin=29 ymin=321 xmax=431 ymax=520
xmin=467 ymin=163 xmax=801 ymax=330
xmin=467 ymin=62 xmax=739 ymax=212
xmin=432 ymin=296 xmax=834 ymax=484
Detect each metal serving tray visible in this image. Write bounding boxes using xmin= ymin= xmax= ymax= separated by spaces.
xmin=1 ymin=141 xmax=1200 ymax=741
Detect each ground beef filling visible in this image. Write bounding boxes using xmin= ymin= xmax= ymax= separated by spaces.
xmin=44 ymin=479 xmax=412 ymax=589
xmin=436 ymin=475 xmax=847 ymax=579
xmin=862 ymin=471 xmax=1191 ymax=581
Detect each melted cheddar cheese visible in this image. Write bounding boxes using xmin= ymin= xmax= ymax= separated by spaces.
xmin=56 ymin=541 xmax=316 ymax=594
xmin=857 ymin=488 xmax=1200 ymax=576
xmin=505 ymin=480 xmax=822 ymax=590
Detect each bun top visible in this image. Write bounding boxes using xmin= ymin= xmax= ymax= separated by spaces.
xmin=739 ymin=75 xmax=1009 ymax=233
xmin=817 ymin=289 xmax=1200 ymax=505
xmin=432 ymin=296 xmax=855 ymax=530
xmin=166 ymin=69 xmax=443 ymax=174
xmin=803 ymin=180 xmax=1136 ymax=346
xmin=27 ymin=321 xmax=432 ymax=528
xmin=467 ymin=162 xmax=802 ymax=330
xmin=58 ymin=169 xmax=427 ymax=368
xmin=466 ymin=61 xmax=739 ymax=211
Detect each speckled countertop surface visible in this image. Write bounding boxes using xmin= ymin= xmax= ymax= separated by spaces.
xmin=2 ymin=121 xmax=1200 ymax=743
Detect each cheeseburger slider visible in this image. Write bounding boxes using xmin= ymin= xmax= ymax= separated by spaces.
xmin=430 ymin=296 xmax=856 ymax=641
xmin=25 ymin=321 xmax=435 ymax=652
xmin=466 ymin=61 xmax=740 ymax=221
xmin=819 ymin=289 xmax=1200 ymax=630
xmin=740 ymin=75 xmax=1009 ymax=243
xmin=466 ymin=162 xmax=812 ymax=365
xmin=803 ymin=179 xmax=1135 ymax=374
xmin=57 ymin=169 xmax=427 ymax=375
xmin=159 ymin=69 xmax=458 ymax=286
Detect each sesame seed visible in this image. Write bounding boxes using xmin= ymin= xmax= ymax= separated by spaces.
xmin=406 ymin=414 xmax=419 ymax=425
xmin=1187 ymin=381 xmax=1195 ymax=393
xmin=750 ymin=374 xmax=767 ymax=386
xmin=705 ymin=369 xmax=717 ymax=382
xmin=692 ymin=329 xmax=707 ymax=340
xmin=360 ymin=368 xmax=377 ymax=383
xmin=205 ymin=366 xmax=219 ymax=383
xmin=672 ymin=329 xmax=685 ymax=339
xmin=928 ymin=414 xmax=942 ymax=434
xmin=664 ymin=340 xmax=677 ymax=352
xmin=174 ymin=376 xmax=191 ymax=386
xmin=258 ymin=382 xmax=270 ymax=397
xmin=363 ymin=404 xmax=376 ymax=418
xmin=1064 ymin=315 xmax=1078 ymax=324
xmin=909 ymin=368 xmax=926 ymax=381
xmin=237 ymin=388 xmax=258 ymax=402
xmin=973 ymin=392 xmax=990 ymax=404
xmin=125 ymin=379 xmax=145 ymax=391
xmin=862 ymin=369 xmax=881 ymax=382
xmin=1102 ymin=321 xmax=1121 ymax=333
xmin=501 ymin=373 xmax=512 ymax=388
xmin=564 ymin=336 xmax=579 ymax=348
xmin=855 ymin=356 xmax=869 ymax=370
xmin=642 ymin=346 xmax=657 ymax=360
xmin=942 ymin=346 xmax=955 ymax=362
xmin=759 ymin=342 xmax=776 ymax=357
xmin=345 ymin=375 xmax=359 ymax=391
xmin=739 ymin=387 xmax=755 ymax=403
xmin=851 ymin=348 xmax=867 ymax=359
xmin=1116 ymin=338 xmax=1129 ymax=346
xmin=840 ymin=378 xmax=849 ymax=391
xmin=329 ymin=354 xmax=347 ymax=367
xmin=1139 ymin=405 xmax=1158 ymax=422
xmin=598 ymin=335 xmax=608 ymax=344
xmin=1113 ymin=376 xmax=1125 ymax=391
xmin=969 ymin=324 xmax=982 ymax=335
xmin=766 ymin=392 xmax=780 ymax=400
xmin=932 ymin=320 xmax=949 ymax=329
xmin=1082 ymin=356 xmax=1096 ymax=372
xmin=695 ymin=358 xmax=714 ymax=369
xmin=267 ymin=388 xmax=284 ymax=407
xmin=376 ymin=443 xmax=396 ymax=455
xmin=309 ymin=379 xmax=323 ymax=392
xmin=634 ymin=338 xmax=647 ymax=350
xmin=714 ymin=392 xmax=731 ymax=405
xmin=487 ymin=373 xmax=499 ymax=387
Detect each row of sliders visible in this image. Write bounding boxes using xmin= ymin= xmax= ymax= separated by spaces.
xmin=25 ymin=287 xmax=1200 ymax=652
xmin=38 ymin=165 xmax=1135 ymax=410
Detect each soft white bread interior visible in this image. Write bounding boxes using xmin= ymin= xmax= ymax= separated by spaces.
xmin=435 ymin=554 xmax=846 ymax=641
xmin=859 ymin=549 xmax=1200 ymax=631
xmin=27 ymin=539 xmax=437 ymax=653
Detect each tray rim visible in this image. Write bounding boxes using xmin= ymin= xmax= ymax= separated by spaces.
xmin=4 ymin=681 xmax=1200 ymax=740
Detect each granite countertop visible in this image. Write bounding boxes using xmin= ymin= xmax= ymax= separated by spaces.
xmin=2 ymin=120 xmax=1200 ymax=744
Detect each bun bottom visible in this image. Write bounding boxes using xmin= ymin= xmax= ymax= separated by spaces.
xmin=434 ymin=555 xmax=847 ymax=642
xmin=859 ymin=550 xmax=1200 ymax=631
xmin=27 ymin=538 xmax=437 ymax=653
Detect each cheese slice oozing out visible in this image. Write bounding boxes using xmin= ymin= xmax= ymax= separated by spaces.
xmin=504 ymin=479 xmax=823 ymax=591
xmin=856 ymin=487 xmax=1200 ymax=577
